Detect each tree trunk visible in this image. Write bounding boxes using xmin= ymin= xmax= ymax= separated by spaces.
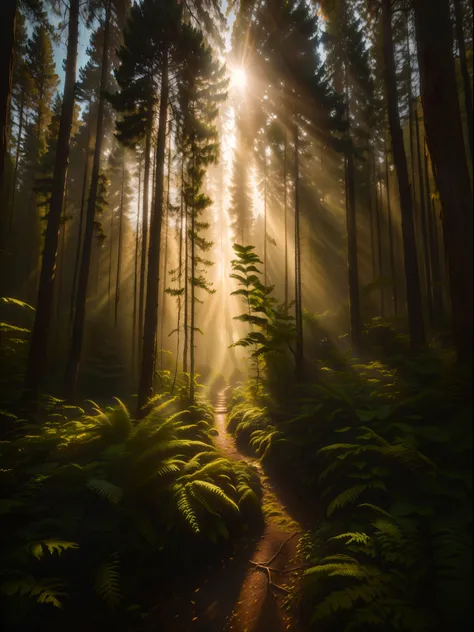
xmin=65 ymin=0 xmax=111 ymax=400
xmin=137 ymin=50 xmax=169 ymax=415
xmin=23 ymin=0 xmax=80 ymax=406
xmin=263 ymin=148 xmax=268 ymax=286
xmin=114 ymin=155 xmax=125 ymax=326
xmin=160 ymin=123 xmax=171 ymax=374
xmin=294 ymin=125 xmax=304 ymax=380
xmin=284 ymin=127 xmax=288 ymax=311
xmin=344 ymin=77 xmax=361 ymax=353
xmin=369 ymin=162 xmax=376 ymax=283
xmin=9 ymin=86 xmax=24 ymax=228
xmin=385 ymin=134 xmax=398 ymax=315
xmin=56 ymin=186 xmax=68 ymax=323
xmin=70 ymin=98 xmax=93 ymax=322
xmin=406 ymin=15 xmax=418 ymax=210
xmin=0 ymin=0 xmax=16 ymax=225
xmin=132 ymin=159 xmax=141 ymax=372
xmin=183 ymin=198 xmax=189 ymax=375
xmin=172 ymin=153 xmax=185 ymax=395
xmin=382 ymin=0 xmax=425 ymax=350
xmin=423 ymin=139 xmax=443 ymax=325
xmin=108 ymin=205 xmax=114 ymax=307
xmin=373 ymin=146 xmax=384 ymax=316
xmin=190 ymin=138 xmax=196 ymax=403
xmin=138 ymin=102 xmax=153 ymax=365
xmin=414 ymin=98 xmax=433 ymax=327
xmin=453 ymin=0 xmax=473 ymax=162
xmin=413 ymin=0 xmax=473 ymax=363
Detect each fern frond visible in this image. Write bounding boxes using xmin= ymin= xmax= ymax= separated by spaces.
xmin=174 ymin=486 xmax=200 ymax=533
xmin=180 ymin=458 xmax=231 ymax=481
xmin=87 ymin=479 xmax=123 ymax=504
xmin=29 ymin=540 xmax=79 ymax=560
xmin=1 ymin=576 xmax=68 ymax=609
xmin=329 ymin=532 xmax=373 ymax=546
xmin=189 ymin=480 xmax=239 ymax=513
xmin=95 ymin=554 xmax=121 ymax=610
xmin=327 ymin=485 xmax=368 ymax=517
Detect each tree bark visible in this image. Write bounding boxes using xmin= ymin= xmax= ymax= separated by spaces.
xmin=344 ymin=77 xmax=361 ymax=353
xmin=0 ymin=0 xmax=16 ymax=227
xmin=423 ymin=139 xmax=443 ymax=325
xmin=382 ymin=0 xmax=425 ymax=350
xmin=294 ymin=125 xmax=304 ymax=380
xmin=385 ymin=134 xmax=398 ymax=315
xmin=453 ymin=0 xmax=473 ymax=162
xmin=284 ymin=127 xmax=288 ymax=312
xmin=183 ymin=199 xmax=189 ymax=375
xmin=160 ymin=123 xmax=171 ymax=374
xmin=56 ymin=184 xmax=68 ymax=323
xmin=263 ymin=148 xmax=268 ymax=286
xmin=138 ymin=101 xmax=153 ymax=367
xmin=137 ymin=50 xmax=169 ymax=415
xmin=406 ymin=14 xmax=418 ymax=210
xmin=70 ymin=98 xmax=93 ymax=322
xmin=23 ymin=0 xmax=80 ymax=407
xmin=413 ymin=0 xmax=473 ymax=363
xmin=65 ymin=0 xmax=112 ymax=400
xmin=114 ymin=154 xmax=125 ymax=326
xmin=107 ymin=203 xmax=114 ymax=306
xmin=8 ymin=85 xmax=25 ymax=241
xmin=414 ymin=98 xmax=433 ymax=327
xmin=132 ymin=159 xmax=141 ymax=372
xmin=373 ymin=145 xmax=384 ymax=316
xmin=190 ymin=135 xmax=196 ymax=403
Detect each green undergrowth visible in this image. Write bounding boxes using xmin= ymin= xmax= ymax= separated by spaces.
xmin=227 ymin=334 xmax=472 ymax=631
xmin=0 ymin=392 xmax=262 ymax=631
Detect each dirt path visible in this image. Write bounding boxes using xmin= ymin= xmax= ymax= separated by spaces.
xmin=213 ymin=390 xmax=303 ymax=632
xmin=145 ymin=390 xmax=304 ymax=632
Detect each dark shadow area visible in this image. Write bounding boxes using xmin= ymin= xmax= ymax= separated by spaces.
xmin=252 ymin=589 xmax=285 ymax=632
xmin=143 ymin=529 xmax=263 ymax=632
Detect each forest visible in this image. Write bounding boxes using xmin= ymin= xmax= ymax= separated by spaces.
xmin=0 ymin=0 xmax=472 ymax=630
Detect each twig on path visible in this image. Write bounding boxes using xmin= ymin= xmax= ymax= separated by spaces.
xmin=266 ymin=532 xmax=298 ymax=566
xmin=249 ymin=532 xmax=300 ymax=595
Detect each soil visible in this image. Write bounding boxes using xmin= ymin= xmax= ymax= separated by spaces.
xmin=207 ymin=390 xmax=303 ymax=632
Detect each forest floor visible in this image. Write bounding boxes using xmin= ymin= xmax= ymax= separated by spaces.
xmin=147 ymin=389 xmax=305 ymax=632
xmin=213 ymin=389 xmax=304 ymax=632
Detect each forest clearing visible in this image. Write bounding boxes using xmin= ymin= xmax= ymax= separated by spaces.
xmin=0 ymin=0 xmax=472 ymax=630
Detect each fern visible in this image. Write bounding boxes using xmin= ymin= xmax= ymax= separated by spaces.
xmin=95 ymin=554 xmax=121 ymax=609
xmin=329 ymin=532 xmax=373 ymax=547
xmin=174 ymin=486 xmax=201 ymax=533
xmin=312 ymin=584 xmax=380 ymax=621
xmin=326 ymin=485 xmax=368 ymax=517
xmin=87 ymin=479 xmax=123 ymax=504
xmin=189 ymin=480 xmax=239 ymax=513
xmin=1 ymin=576 xmax=68 ymax=609
xmin=180 ymin=457 xmax=231 ymax=481
xmin=29 ymin=540 xmax=79 ymax=560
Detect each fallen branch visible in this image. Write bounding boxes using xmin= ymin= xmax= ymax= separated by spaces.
xmin=249 ymin=532 xmax=300 ymax=595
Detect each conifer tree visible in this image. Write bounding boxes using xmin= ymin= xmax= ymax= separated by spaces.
xmin=178 ymin=26 xmax=226 ymax=401
xmin=381 ymin=0 xmax=425 ymax=350
xmin=22 ymin=24 xmax=59 ymax=299
xmin=65 ymin=0 xmax=130 ymax=400
xmin=412 ymin=0 xmax=473 ymax=364
xmin=243 ymin=0 xmax=346 ymax=379
xmin=23 ymin=0 xmax=80 ymax=406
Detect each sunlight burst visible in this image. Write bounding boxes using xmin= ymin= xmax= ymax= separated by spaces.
xmin=231 ymin=66 xmax=247 ymax=90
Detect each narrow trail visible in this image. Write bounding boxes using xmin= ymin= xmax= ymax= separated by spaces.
xmin=147 ymin=389 xmax=304 ymax=632
xmin=213 ymin=389 xmax=303 ymax=632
